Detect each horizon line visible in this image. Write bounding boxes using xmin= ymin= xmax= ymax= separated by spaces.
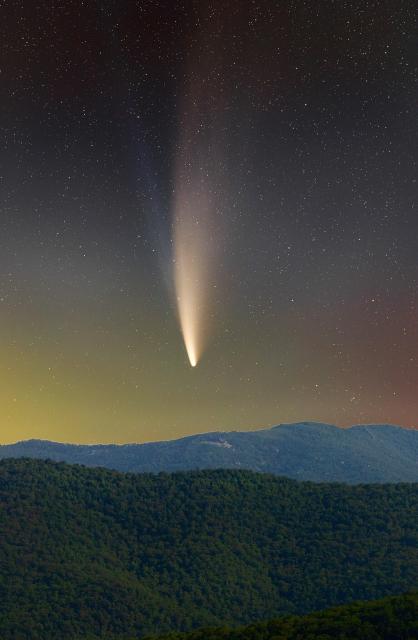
xmin=0 ymin=420 xmax=416 ymax=448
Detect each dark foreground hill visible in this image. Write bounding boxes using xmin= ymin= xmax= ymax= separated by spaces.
xmin=1 ymin=422 xmax=417 ymax=483
xmin=148 ymin=592 xmax=418 ymax=640
xmin=0 ymin=460 xmax=417 ymax=639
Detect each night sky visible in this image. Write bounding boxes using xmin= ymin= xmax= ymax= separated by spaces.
xmin=1 ymin=1 xmax=416 ymax=443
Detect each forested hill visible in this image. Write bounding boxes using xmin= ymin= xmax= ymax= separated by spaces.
xmin=1 ymin=422 xmax=417 ymax=483
xmin=147 ymin=592 xmax=418 ymax=640
xmin=0 ymin=459 xmax=417 ymax=639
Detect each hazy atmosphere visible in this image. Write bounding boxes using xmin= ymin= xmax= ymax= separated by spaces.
xmin=1 ymin=1 xmax=416 ymax=443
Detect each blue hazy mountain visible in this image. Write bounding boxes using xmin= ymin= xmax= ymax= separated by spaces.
xmin=1 ymin=422 xmax=417 ymax=483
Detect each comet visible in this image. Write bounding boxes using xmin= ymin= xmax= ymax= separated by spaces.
xmin=171 ymin=117 xmax=224 ymax=368
xmin=171 ymin=12 xmax=227 ymax=367
xmin=173 ymin=183 xmax=216 ymax=367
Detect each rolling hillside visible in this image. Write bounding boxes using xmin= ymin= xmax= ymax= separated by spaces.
xmin=146 ymin=592 xmax=418 ymax=640
xmin=0 ymin=459 xmax=416 ymax=638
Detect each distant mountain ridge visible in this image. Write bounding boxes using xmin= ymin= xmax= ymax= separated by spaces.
xmin=1 ymin=421 xmax=417 ymax=483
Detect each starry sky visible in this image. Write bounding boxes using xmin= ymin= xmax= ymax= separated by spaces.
xmin=1 ymin=1 xmax=416 ymax=444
